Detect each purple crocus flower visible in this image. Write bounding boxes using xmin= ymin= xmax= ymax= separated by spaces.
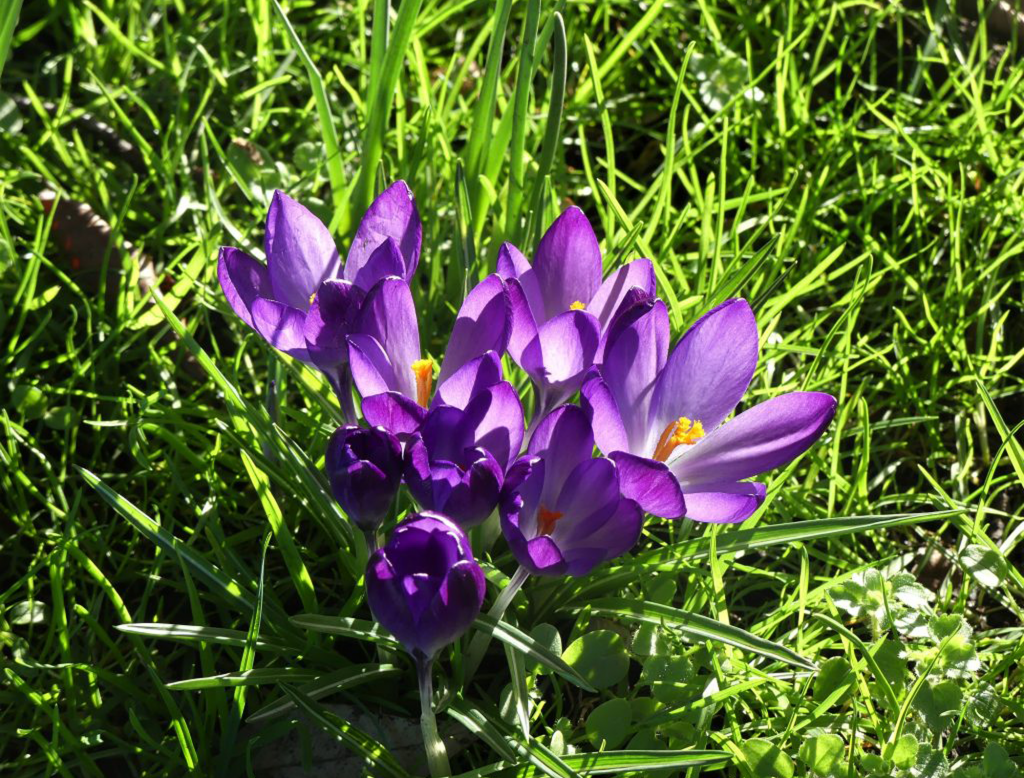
xmin=501 ymin=405 xmax=643 ymax=577
xmin=404 ymin=380 xmax=525 ymax=527
xmin=365 ymin=512 xmax=485 ymax=659
xmin=217 ymin=182 xmax=421 ymax=417
xmin=325 ymin=425 xmax=403 ymax=535
xmin=582 ymin=296 xmax=837 ymax=524
xmin=497 ymin=207 xmax=656 ymax=417
xmin=348 ymin=274 xmax=511 ymax=435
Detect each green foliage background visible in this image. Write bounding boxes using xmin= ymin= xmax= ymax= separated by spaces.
xmin=1 ymin=0 xmax=1023 ymax=775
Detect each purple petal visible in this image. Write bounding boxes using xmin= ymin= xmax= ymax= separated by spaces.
xmin=608 ymin=451 xmax=686 ymax=519
xmin=527 ymin=405 xmax=596 ymax=508
xmin=649 ymin=299 xmax=759 ymax=446
xmin=533 ymin=207 xmax=603 ymax=319
xmin=304 ymin=279 xmax=364 ymax=371
xmin=345 ymin=181 xmax=422 ymax=283
xmin=356 ymin=278 xmax=420 ymax=400
xmin=361 ymin=392 xmax=426 ymax=435
xmin=562 ymin=498 xmax=643 ymax=577
xmin=420 ymin=405 xmax=472 ymax=463
xmin=600 ymin=298 xmax=669 ymax=454
xmin=437 ymin=274 xmax=510 ymax=387
xmin=523 ymin=536 xmax=568 ymax=575
xmin=671 ymin=392 xmax=838 ymax=486
xmin=348 ymin=334 xmax=399 ymax=398
xmin=683 ymin=481 xmax=765 ymax=524
xmin=423 ymin=560 xmax=486 ymax=652
xmin=347 ymin=237 xmax=405 ymax=293
xmin=218 ymin=247 xmax=272 ymax=329
xmin=403 ymin=436 xmax=460 ymax=512
xmin=460 ymin=382 xmax=524 ymax=471
xmin=588 ymin=258 xmax=656 ymax=333
xmin=251 ymin=298 xmax=312 ymax=363
xmin=441 ymin=450 xmax=504 ymax=528
xmin=434 ymin=351 xmax=503 ymax=410
xmin=580 ymin=371 xmax=630 ymax=455
xmin=265 ymin=190 xmax=341 ymax=311
xmin=504 ymin=277 xmax=539 ymax=365
xmin=553 ymin=457 xmax=621 ymax=535
xmin=521 ymin=310 xmax=601 ymax=404
xmin=497 ymin=242 xmax=545 ymax=324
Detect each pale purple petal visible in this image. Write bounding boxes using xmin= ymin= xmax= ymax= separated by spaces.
xmin=265 ymin=190 xmax=341 ymax=311
xmin=361 ymin=392 xmax=426 ymax=435
xmin=580 ymin=371 xmax=630 ymax=455
xmin=649 ymin=299 xmax=759 ymax=446
xmin=357 ymin=278 xmax=420 ymax=401
xmin=600 ymin=297 xmax=669 ymax=454
xmin=218 ymin=247 xmax=272 ymax=330
xmin=497 ymin=242 xmax=544 ymax=324
xmin=437 ymin=274 xmax=510 ymax=387
xmin=588 ymin=258 xmax=656 ymax=333
xmin=348 ymin=334 xmax=400 ymax=398
xmin=552 ymin=458 xmax=620 ymax=532
xmin=504 ymin=278 xmax=539 ymax=365
xmin=527 ymin=405 xmax=595 ymax=509
xmin=521 ymin=310 xmax=600 ymax=404
xmin=347 ymin=237 xmax=405 ymax=293
xmin=671 ymin=392 xmax=838 ymax=486
xmin=434 ymin=351 xmax=503 ymax=410
xmin=345 ymin=181 xmax=422 ymax=283
xmin=683 ymin=481 xmax=765 ymax=524
xmin=304 ymin=279 xmax=363 ymax=371
xmin=562 ymin=498 xmax=643 ymax=577
xmin=460 ymin=382 xmax=524 ymax=471
xmin=533 ymin=207 xmax=603 ymax=318
xmin=251 ymin=297 xmax=312 ymax=363
xmin=608 ymin=451 xmax=686 ymax=519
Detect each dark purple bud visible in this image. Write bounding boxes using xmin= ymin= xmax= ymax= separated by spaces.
xmin=365 ymin=512 xmax=486 ymax=659
xmin=325 ymin=425 xmax=403 ymax=532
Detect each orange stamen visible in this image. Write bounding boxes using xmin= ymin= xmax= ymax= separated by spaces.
xmin=536 ymin=505 xmax=564 ymax=536
xmin=411 ymin=358 xmax=434 ymax=408
xmin=569 ymin=301 xmax=586 ymax=311
xmin=652 ymin=416 xmax=704 ymax=462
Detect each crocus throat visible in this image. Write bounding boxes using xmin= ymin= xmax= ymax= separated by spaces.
xmin=536 ymin=505 xmax=564 ymax=536
xmin=411 ymin=358 xmax=434 ymax=408
xmin=569 ymin=301 xmax=586 ymax=311
xmin=652 ymin=417 xmax=704 ymax=462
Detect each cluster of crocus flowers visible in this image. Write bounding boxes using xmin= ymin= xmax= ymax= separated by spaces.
xmin=218 ymin=182 xmax=837 ymax=775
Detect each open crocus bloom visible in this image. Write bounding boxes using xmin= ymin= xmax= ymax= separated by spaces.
xmin=348 ymin=274 xmax=511 ymax=435
xmin=217 ymin=182 xmax=421 ymax=407
xmin=365 ymin=512 xmax=485 ymax=659
xmin=497 ymin=207 xmax=656 ymax=417
xmin=582 ymin=296 xmax=837 ymax=524
xmin=404 ymin=381 xmax=524 ymax=527
xmin=500 ymin=405 xmax=642 ymax=577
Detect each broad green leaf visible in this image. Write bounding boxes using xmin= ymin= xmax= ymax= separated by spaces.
xmin=562 ymin=630 xmax=630 ymax=690
xmin=798 ymin=734 xmax=843 ymax=776
xmin=585 ymin=699 xmax=632 ymax=750
xmin=961 ymin=545 xmax=1007 ymax=588
xmin=526 ymin=624 xmax=563 ymax=675
xmin=736 ymin=738 xmax=794 ymax=778
xmin=641 ymin=654 xmax=695 ymax=706
xmin=811 ymin=657 xmax=853 ymax=705
xmin=476 ymin=612 xmax=595 ymax=692
xmin=888 ymin=734 xmax=919 ymax=769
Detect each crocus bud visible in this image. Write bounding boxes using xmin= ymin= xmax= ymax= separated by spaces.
xmin=365 ymin=512 xmax=485 ymax=659
xmin=325 ymin=425 xmax=403 ymax=532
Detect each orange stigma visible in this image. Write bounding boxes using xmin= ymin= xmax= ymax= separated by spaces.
xmin=536 ymin=505 xmax=564 ymax=536
xmin=411 ymin=358 xmax=434 ymax=408
xmin=652 ymin=417 xmax=704 ymax=462
xmin=570 ymin=300 xmax=586 ymax=311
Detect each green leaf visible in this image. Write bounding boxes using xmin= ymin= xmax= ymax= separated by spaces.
xmin=526 ymin=624 xmax=563 ymax=675
xmin=246 ymin=664 xmax=400 ymax=723
xmin=960 ymin=545 xmax=1007 ymax=589
xmin=798 ymin=734 xmax=843 ymax=775
xmin=641 ymin=654 xmax=695 ymax=706
xmin=871 ymin=639 xmax=909 ymax=692
xmin=585 ymin=599 xmax=817 ymax=671
xmin=562 ymin=630 xmax=630 ymax=690
xmin=585 ymin=698 xmax=632 ymax=750
xmin=913 ymin=679 xmax=963 ymax=732
xmin=888 ymin=734 xmax=919 ymax=769
xmin=983 ymin=742 xmax=1018 ymax=778
xmin=811 ymin=657 xmax=853 ymax=705
xmin=166 ymin=667 xmax=319 ymax=690
xmin=289 ymin=614 xmax=399 ymax=648
xmin=736 ymin=738 xmax=794 ymax=778
xmin=116 ymin=623 xmax=292 ymax=652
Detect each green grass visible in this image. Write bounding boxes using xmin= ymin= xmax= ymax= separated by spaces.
xmin=2 ymin=0 xmax=1024 ymax=776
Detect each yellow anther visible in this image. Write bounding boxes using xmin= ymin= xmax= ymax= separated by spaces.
xmin=411 ymin=358 xmax=434 ymax=408
xmin=309 ymin=291 xmax=317 ymax=306
xmin=652 ymin=417 xmax=705 ymax=462
xmin=570 ymin=301 xmax=586 ymax=311
xmin=536 ymin=505 xmax=565 ymax=536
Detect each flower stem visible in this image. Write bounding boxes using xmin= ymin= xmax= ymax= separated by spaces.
xmin=462 ymin=566 xmax=530 ymax=686
xmin=327 ymin=366 xmax=358 ymax=426
xmin=415 ymin=654 xmax=450 ymax=778
xmin=363 ymin=529 xmax=379 ymax=556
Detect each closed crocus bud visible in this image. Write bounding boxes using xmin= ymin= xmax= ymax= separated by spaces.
xmin=365 ymin=513 xmax=485 ymax=659
xmin=325 ymin=425 xmax=403 ymax=533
